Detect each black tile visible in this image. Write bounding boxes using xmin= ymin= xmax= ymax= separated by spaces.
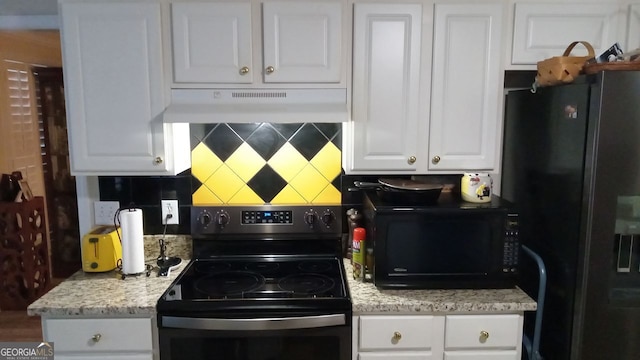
xmin=247 ymin=165 xmax=287 ymax=203
xmin=99 ymin=176 xmax=131 ymax=202
xmin=176 ymin=205 xmax=191 ymax=234
xmin=229 ymin=123 xmax=261 ymax=141
xmin=190 ymin=124 xmax=217 ymax=150
xmin=332 ymin=173 xmax=341 ymax=190
xmin=271 ymin=123 xmax=302 ymax=140
xmin=245 ymin=123 xmax=287 ymax=161
xmin=160 ymin=176 xmax=192 ymax=205
xmin=289 ymin=123 xmax=328 ymax=161
xmin=202 ymin=124 xmax=243 ymax=161
xmin=313 ymin=123 xmax=340 ymax=141
xmin=131 ymin=177 xmax=162 ymax=206
xmin=191 ymin=175 xmax=202 ymax=191
xmin=331 ymin=128 xmax=342 ymax=151
xmin=139 ymin=205 xmax=162 ymax=234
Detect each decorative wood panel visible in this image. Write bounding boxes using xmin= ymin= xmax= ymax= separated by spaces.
xmin=0 ymin=197 xmax=50 ymax=310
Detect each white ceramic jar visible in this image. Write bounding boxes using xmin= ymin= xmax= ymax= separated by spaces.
xmin=461 ymin=173 xmax=492 ymax=203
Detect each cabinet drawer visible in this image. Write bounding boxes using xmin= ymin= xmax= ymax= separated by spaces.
xmin=54 ymin=355 xmax=153 ymax=360
xmin=360 ymin=352 xmax=435 ymax=360
xmin=43 ymin=318 xmax=153 ymax=352
xmin=360 ymin=315 xmax=437 ymax=351
xmin=444 ymin=350 xmax=518 ymax=360
xmin=444 ymin=315 xmax=519 ymax=349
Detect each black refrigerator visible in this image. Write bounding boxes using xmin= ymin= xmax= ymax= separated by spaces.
xmin=502 ymin=71 xmax=640 ymax=360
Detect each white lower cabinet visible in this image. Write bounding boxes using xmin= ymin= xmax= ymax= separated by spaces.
xmin=354 ymin=313 xmax=523 ymax=360
xmin=42 ymin=317 xmax=155 ymax=360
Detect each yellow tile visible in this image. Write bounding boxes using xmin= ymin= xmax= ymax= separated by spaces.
xmin=270 ymin=185 xmax=308 ymax=204
xmin=225 ymin=143 xmax=267 ymax=182
xmin=192 ymin=185 xmax=223 ymax=205
xmin=310 ymin=142 xmax=342 ymax=182
xmin=191 ymin=143 xmax=223 ymax=183
xmin=312 ymin=184 xmax=341 ymax=204
xmin=289 ymin=164 xmax=329 ymax=202
xmin=204 ymin=164 xmax=244 ymax=203
xmin=267 ymin=142 xmax=308 ymax=182
xmin=228 ymin=185 xmax=264 ymax=205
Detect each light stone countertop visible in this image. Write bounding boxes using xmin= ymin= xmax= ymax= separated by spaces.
xmin=27 ymin=242 xmax=536 ymax=317
xmin=28 ymin=235 xmax=193 ymax=317
xmin=345 ymin=261 xmax=537 ymax=314
xmin=27 ymin=259 xmax=188 ymax=317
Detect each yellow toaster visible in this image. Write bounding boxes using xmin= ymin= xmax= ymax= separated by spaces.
xmin=82 ymin=226 xmax=122 ymax=272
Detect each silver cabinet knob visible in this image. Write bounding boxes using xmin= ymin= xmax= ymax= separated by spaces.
xmin=265 ymin=66 xmax=275 ymax=74
xmin=432 ymin=155 xmax=441 ymax=164
xmin=92 ymin=333 xmax=102 ymax=342
xmin=239 ymin=66 xmax=250 ymax=75
xmin=154 ymin=156 xmax=163 ymax=165
xmin=408 ymin=156 xmax=416 ymax=164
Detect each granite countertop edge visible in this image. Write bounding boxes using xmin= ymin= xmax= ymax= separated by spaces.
xmin=28 ymin=259 xmax=537 ymax=317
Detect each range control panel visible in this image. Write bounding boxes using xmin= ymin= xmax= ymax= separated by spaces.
xmin=242 ymin=211 xmax=293 ymax=224
xmin=191 ymin=206 xmax=342 ymax=236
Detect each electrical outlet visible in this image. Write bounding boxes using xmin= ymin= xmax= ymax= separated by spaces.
xmin=161 ymin=200 xmax=179 ymax=225
xmin=94 ymin=201 xmax=120 ymax=226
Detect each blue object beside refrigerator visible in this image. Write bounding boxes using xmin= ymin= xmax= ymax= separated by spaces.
xmin=502 ymin=71 xmax=640 ymax=360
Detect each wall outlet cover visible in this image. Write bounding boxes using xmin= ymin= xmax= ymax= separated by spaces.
xmin=94 ymin=201 xmax=120 ymax=226
xmin=161 ymin=200 xmax=179 ymax=225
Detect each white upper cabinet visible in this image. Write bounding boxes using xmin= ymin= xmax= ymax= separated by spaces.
xmin=171 ymin=2 xmax=253 ymax=83
xmin=263 ymin=2 xmax=343 ymax=83
xmin=511 ymin=3 xmax=623 ymax=67
xmin=170 ymin=1 xmax=344 ymax=85
xmin=350 ymin=3 xmax=424 ymax=172
xmin=60 ymin=0 xmax=190 ymax=175
xmin=627 ymin=4 xmax=640 ymax=50
xmin=429 ymin=3 xmax=504 ymax=171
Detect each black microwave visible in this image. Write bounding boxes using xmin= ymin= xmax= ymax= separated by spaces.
xmin=362 ymin=192 xmax=519 ymax=289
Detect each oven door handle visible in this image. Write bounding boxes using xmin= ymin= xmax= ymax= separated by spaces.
xmin=161 ymin=314 xmax=346 ymax=331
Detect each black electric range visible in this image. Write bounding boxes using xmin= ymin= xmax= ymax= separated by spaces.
xmin=157 ymin=205 xmax=352 ymax=360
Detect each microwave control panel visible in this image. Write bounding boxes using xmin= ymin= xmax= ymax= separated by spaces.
xmin=503 ymin=213 xmax=520 ymax=273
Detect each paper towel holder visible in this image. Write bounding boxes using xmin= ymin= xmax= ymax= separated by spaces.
xmin=113 ymin=205 xmax=152 ymax=280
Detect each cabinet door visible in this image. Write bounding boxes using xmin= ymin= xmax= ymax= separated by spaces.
xmin=60 ymin=1 xmax=170 ymax=174
xmin=171 ymin=2 xmax=252 ymax=83
xmin=351 ymin=3 xmax=422 ymax=171
xmin=628 ymin=5 xmax=640 ymax=50
xmin=512 ymin=3 xmax=621 ymax=65
xmin=429 ymin=3 xmax=503 ymax=171
xmin=263 ymin=2 xmax=342 ymax=83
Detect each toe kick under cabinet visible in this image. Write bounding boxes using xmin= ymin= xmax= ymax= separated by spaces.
xmin=354 ymin=314 xmax=523 ymax=360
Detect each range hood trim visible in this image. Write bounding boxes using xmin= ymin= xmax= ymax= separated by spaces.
xmin=163 ymin=102 xmax=349 ymax=124
xmin=163 ymin=88 xmax=349 ymax=123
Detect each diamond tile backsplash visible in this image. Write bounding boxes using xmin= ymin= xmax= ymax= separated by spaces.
xmin=190 ymin=123 xmax=342 ymax=205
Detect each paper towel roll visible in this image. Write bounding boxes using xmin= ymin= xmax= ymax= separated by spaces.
xmin=119 ymin=208 xmax=145 ymax=274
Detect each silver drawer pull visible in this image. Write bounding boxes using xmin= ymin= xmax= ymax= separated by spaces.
xmin=92 ymin=333 xmax=102 ymax=342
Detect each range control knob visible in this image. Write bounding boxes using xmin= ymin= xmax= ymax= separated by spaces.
xmin=304 ymin=211 xmax=318 ymax=227
xmin=217 ymin=211 xmax=230 ymax=228
xmin=321 ymin=210 xmax=335 ymax=227
xmin=199 ymin=211 xmax=212 ymax=226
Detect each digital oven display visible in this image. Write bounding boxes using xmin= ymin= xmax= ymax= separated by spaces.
xmin=242 ymin=210 xmax=292 ymax=224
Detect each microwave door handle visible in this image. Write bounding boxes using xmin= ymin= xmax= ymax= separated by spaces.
xmin=162 ymin=314 xmax=345 ymax=331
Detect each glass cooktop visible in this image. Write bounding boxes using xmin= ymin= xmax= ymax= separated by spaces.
xmin=160 ymin=257 xmax=348 ymax=302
